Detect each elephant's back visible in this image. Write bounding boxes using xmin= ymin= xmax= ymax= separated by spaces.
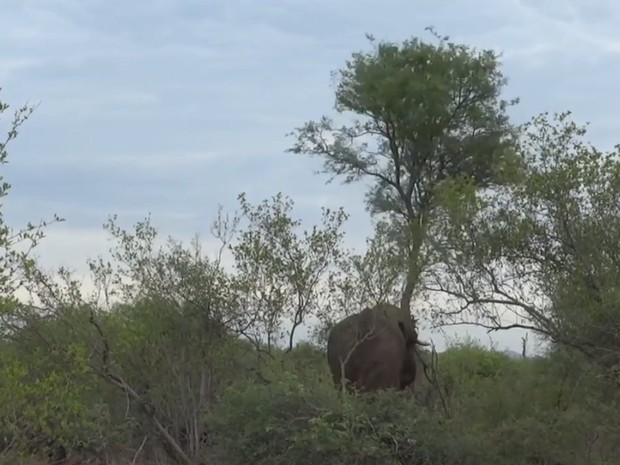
xmin=326 ymin=315 xmax=359 ymax=383
xmin=326 ymin=310 xmax=403 ymax=365
xmin=326 ymin=314 xmax=358 ymax=357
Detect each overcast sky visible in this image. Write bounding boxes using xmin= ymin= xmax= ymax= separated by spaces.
xmin=2 ymin=0 xmax=619 ymax=352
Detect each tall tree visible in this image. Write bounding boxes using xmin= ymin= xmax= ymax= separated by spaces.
xmin=288 ymin=29 xmax=519 ymax=315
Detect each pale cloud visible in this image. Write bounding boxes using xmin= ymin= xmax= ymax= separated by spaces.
xmin=32 ymin=227 xmax=111 ymax=272
xmin=2 ymin=0 xmax=619 ymax=352
xmin=58 ymin=91 xmax=162 ymax=114
xmin=37 ymin=149 xmax=225 ymax=170
xmin=504 ymin=0 xmax=620 ymax=57
xmin=0 ymin=57 xmax=47 ymax=82
xmin=447 ymin=0 xmax=620 ymax=74
xmin=32 ymin=223 xmax=236 ymax=272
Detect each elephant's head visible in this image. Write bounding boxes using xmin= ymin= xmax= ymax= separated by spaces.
xmin=405 ymin=317 xmax=430 ymax=348
xmin=375 ymin=303 xmax=430 ymax=348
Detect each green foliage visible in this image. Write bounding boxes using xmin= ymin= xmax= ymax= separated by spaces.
xmin=211 ymin=343 xmax=620 ymax=465
xmin=89 ymin=213 xmax=236 ymax=320
xmin=210 ymin=375 xmax=460 ymax=465
xmin=289 ymin=29 xmax=517 ymax=201
xmin=432 ymin=111 xmax=620 ymax=379
xmin=231 ymin=192 xmax=348 ymax=351
xmin=0 ymin=314 xmax=124 ymax=459
xmin=440 ymin=340 xmax=512 ymax=380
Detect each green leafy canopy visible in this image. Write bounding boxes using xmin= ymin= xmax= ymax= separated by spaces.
xmin=288 ymin=28 xmax=519 ymax=219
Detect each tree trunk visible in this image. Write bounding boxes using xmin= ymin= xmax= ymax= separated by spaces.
xmin=400 ymin=216 xmax=425 ymax=317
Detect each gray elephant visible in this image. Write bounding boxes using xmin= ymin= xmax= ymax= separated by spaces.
xmin=326 ymin=303 xmax=428 ymax=393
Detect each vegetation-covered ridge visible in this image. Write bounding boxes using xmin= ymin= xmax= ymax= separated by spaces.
xmin=0 ymin=29 xmax=619 ymax=465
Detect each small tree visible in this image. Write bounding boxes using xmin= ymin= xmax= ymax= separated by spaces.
xmin=431 ymin=111 xmax=620 ymax=379
xmin=231 ymin=192 xmax=348 ymax=352
xmin=0 ymin=92 xmax=63 ymax=308
xmin=288 ymin=29 xmax=518 ymax=316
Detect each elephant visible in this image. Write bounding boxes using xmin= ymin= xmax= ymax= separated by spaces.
xmin=326 ymin=302 xmax=429 ymax=393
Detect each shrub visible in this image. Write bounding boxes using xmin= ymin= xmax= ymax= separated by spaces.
xmin=211 ymin=373 xmax=495 ymax=465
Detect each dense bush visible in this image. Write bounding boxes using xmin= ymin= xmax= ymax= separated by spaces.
xmin=210 ymin=374 xmax=472 ymax=465
xmin=2 ymin=303 xmax=620 ymax=464
xmin=209 ymin=342 xmax=620 ymax=465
